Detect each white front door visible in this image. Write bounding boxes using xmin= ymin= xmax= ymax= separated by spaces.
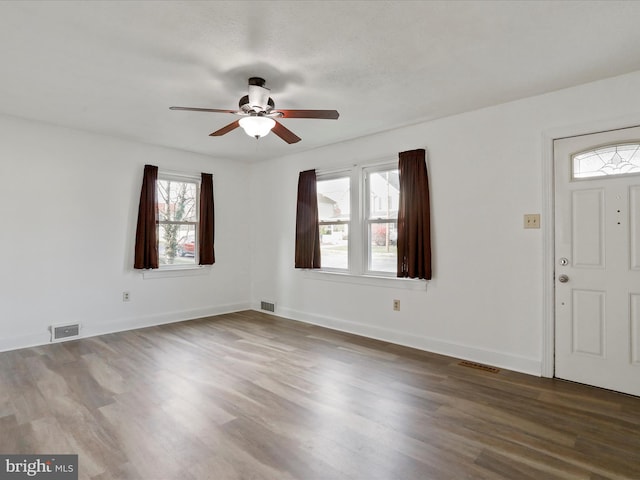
xmin=554 ymin=126 xmax=640 ymax=397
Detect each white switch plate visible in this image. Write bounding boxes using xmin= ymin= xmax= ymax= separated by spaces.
xmin=524 ymin=214 xmax=540 ymax=229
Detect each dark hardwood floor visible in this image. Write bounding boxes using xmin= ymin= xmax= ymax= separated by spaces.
xmin=0 ymin=310 xmax=638 ymax=479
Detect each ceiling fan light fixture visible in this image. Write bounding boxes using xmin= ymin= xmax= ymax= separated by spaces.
xmin=239 ymin=116 xmax=276 ymax=139
xmin=170 ymin=77 xmax=338 ymax=144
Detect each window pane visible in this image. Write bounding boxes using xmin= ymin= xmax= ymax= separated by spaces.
xmin=157 ymin=180 xmax=197 ymax=222
xmin=157 ymin=178 xmax=198 ymax=267
xmin=320 ymin=224 xmax=348 ymax=269
xmin=369 ymin=222 xmax=397 ymax=273
xmin=368 ymin=169 xmax=399 ymax=220
xmin=159 ymin=224 xmax=196 ymax=265
xmin=317 ymin=177 xmax=350 ymax=222
xmin=317 ymin=175 xmax=350 ymax=270
xmin=573 ymin=144 xmax=640 ymax=179
xmin=366 ymin=166 xmax=398 ymax=274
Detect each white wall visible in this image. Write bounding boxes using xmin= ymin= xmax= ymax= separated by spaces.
xmin=0 ymin=114 xmax=251 ymax=352
xmin=249 ymin=70 xmax=640 ymax=376
xmin=5 ymin=70 xmax=640 ymax=373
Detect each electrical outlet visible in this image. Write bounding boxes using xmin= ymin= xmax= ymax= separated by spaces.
xmin=393 ymin=299 xmax=400 ymax=311
xmin=123 ymin=291 xmax=130 ymax=302
xmin=524 ymin=213 xmax=540 ymax=229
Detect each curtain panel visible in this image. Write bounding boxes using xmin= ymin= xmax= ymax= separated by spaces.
xmin=134 ymin=164 xmax=159 ymax=269
xmin=199 ymin=172 xmax=215 ymax=265
xmin=295 ymin=169 xmax=321 ymax=269
xmin=397 ymin=149 xmax=432 ymax=279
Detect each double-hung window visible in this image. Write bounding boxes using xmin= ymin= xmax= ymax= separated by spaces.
xmin=316 ymin=162 xmax=398 ymax=276
xmin=157 ymin=173 xmax=199 ymax=267
xmin=365 ymin=165 xmax=399 ymax=274
xmin=316 ymin=173 xmax=350 ymax=270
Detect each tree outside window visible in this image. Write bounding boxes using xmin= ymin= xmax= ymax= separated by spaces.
xmin=157 ymin=176 xmax=198 ymax=266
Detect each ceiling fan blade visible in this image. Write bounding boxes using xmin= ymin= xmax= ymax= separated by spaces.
xmin=272 ymin=120 xmax=302 ymax=144
xmin=274 ymin=109 xmax=339 ymax=120
xmin=209 ymin=120 xmax=240 ymax=136
xmin=170 ymin=106 xmax=239 ymax=114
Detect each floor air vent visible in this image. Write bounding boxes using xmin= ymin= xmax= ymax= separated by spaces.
xmin=458 ymin=360 xmax=500 ymax=373
xmin=260 ymin=301 xmax=275 ymax=313
xmin=51 ymin=324 xmax=80 ymax=341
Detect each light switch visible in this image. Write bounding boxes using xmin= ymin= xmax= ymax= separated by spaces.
xmin=524 ymin=214 xmax=540 ymax=229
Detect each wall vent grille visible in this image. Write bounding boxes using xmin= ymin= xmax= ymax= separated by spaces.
xmin=260 ymin=301 xmax=275 ymax=313
xmin=52 ymin=324 xmax=80 ymax=341
xmin=458 ymin=360 xmax=500 ymax=373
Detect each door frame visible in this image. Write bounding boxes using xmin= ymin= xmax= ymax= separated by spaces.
xmin=541 ymin=114 xmax=640 ymax=378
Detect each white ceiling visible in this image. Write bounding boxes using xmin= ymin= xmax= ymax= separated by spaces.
xmin=2 ymin=1 xmax=640 ymax=162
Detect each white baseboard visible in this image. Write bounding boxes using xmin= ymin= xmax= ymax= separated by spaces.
xmin=84 ymin=302 xmax=251 ymax=339
xmin=2 ymin=302 xmax=542 ymax=378
xmin=256 ymin=304 xmax=542 ymax=376
xmin=0 ymin=302 xmax=251 ymax=354
xmin=0 ymin=332 xmax=45 ymax=354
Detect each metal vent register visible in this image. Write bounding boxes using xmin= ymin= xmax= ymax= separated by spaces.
xmin=260 ymin=301 xmax=275 ymax=313
xmin=51 ymin=323 xmax=80 ymax=341
xmin=458 ymin=360 xmax=500 ymax=373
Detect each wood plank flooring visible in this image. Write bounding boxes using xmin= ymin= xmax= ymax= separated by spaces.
xmin=0 ymin=310 xmax=639 ymax=479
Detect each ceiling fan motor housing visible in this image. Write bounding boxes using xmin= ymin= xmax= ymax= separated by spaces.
xmin=248 ymin=77 xmax=266 ymax=87
xmin=246 ymin=77 xmax=271 ymax=112
xmin=239 ymin=95 xmax=274 ymax=113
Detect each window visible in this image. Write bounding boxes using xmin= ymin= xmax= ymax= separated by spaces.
xmin=317 ymin=174 xmax=350 ymax=270
xmin=573 ymin=143 xmax=640 ymax=179
xmin=365 ymin=166 xmax=399 ymax=273
xmin=316 ymin=162 xmax=398 ymax=276
xmin=157 ymin=173 xmax=199 ymax=267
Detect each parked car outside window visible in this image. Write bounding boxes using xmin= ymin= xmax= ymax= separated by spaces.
xmin=177 ymin=235 xmax=195 ymax=257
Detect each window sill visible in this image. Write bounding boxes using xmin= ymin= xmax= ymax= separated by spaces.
xmin=141 ymin=265 xmax=212 ymax=280
xmin=302 ymin=270 xmax=426 ymax=290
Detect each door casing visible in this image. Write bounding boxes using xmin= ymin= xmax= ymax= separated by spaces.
xmin=541 ymin=115 xmax=640 ymax=378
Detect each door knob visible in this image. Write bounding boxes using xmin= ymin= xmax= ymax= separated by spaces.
xmin=558 ymin=274 xmax=569 ymax=283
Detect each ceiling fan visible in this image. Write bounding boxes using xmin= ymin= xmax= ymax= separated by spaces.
xmin=170 ymin=77 xmax=339 ymax=144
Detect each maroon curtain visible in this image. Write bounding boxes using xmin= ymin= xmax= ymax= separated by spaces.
xmin=397 ymin=149 xmax=432 ymax=279
xmin=199 ymin=172 xmax=215 ymax=265
xmin=134 ymin=164 xmax=159 ymax=269
xmin=295 ymin=169 xmax=321 ymax=269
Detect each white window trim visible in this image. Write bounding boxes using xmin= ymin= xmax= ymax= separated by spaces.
xmin=142 ymin=264 xmax=211 ymax=280
xmin=314 ymin=160 xmax=425 ymax=289
xmin=159 ymin=169 xmax=202 ymax=182
xmin=363 ymin=163 xmax=399 ymax=276
xmin=303 ymin=269 xmax=425 ymax=290
xmin=317 ymin=169 xmax=352 ymax=273
xmin=149 ymin=169 xmax=202 ymax=277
